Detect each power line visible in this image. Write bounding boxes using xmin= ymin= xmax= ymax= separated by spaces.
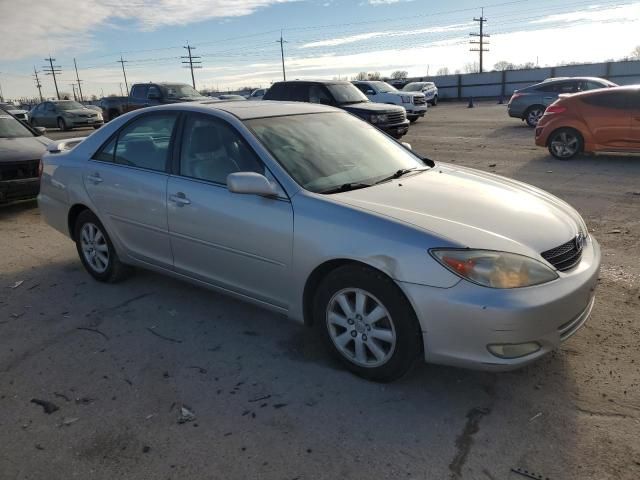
xmin=118 ymin=56 xmax=130 ymax=96
xmin=277 ymin=31 xmax=288 ymax=81
xmin=74 ymin=58 xmax=84 ymax=102
xmin=33 ymin=67 xmax=43 ymax=102
xmin=181 ymin=44 xmax=202 ymax=89
xmin=470 ymin=8 xmax=490 ymax=73
xmin=43 ymin=57 xmax=62 ymax=100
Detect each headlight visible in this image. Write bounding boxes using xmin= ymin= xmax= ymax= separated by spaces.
xmin=370 ymin=114 xmax=388 ymax=124
xmin=430 ymin=249 xmax=559 ymax=288
xmin=400 ymin=95 xmax=412 ymax=103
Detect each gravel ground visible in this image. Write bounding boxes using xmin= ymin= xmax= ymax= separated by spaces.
xmin=1 ymin=102 xmax=639 ymax=480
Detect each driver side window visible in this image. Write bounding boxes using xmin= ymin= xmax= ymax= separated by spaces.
xmin=179 ymin=115 xmax=264 ymax=185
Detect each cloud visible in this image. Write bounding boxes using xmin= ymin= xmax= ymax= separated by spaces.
xmin=531 ymin=3 xmax=640 ymax=24
xmin=368 ymin=0 xmax=413 ymax=4
xmin=0 ymin=0 xmax=294 ymax=61
xmin=299 ymin=23 xmax=471 ymax=48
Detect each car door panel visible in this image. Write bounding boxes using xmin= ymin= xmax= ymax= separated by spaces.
xmin=167 ymin=113 xmax=294 ymax=307
xmin=83 ymin=112 xmax=178 ymax=267
xmin=167 ymin=178 xmax=293 ymax=307
xmin=580 ymin=91 xmax=632 ymax=149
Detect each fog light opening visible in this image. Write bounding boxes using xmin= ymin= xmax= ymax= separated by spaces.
xmin=487 ymin=342 xmax=541 ymax=359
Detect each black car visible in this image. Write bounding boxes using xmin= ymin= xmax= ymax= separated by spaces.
xmin=0 ymin=111 xmax=50 ymax=203
xmin=263 ymin=80 xmax=410 ymax=138
xmin=98 ymin=96 xmax=129 ymax=122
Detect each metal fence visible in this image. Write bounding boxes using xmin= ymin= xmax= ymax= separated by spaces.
xmin=407 ymin=60 xmax=640 ymax=100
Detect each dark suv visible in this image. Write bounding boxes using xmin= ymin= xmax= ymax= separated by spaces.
xmin=263 ymin=80 xmax=410 ymax=138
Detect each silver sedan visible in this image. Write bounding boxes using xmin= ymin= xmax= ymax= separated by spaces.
xmin=38 ymin=101 xmax=600 ymax=382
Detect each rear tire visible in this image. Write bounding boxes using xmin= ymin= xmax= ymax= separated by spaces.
xmin=313 ymin=264 xmax=421 ymax=382
xmin=547 ymin=128 xmax=583 ymax=160
xmin=524 ymin=105 xmax=545 ymax=127
xmin=430 ymin=95 xmax=438 ymax=106
xmin=74 ymin=210 xmax=131 ymax=283
xmin=57 ymin=117 xmax=69 ymax=131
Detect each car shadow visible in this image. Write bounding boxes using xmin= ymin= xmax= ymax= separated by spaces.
xmin=0 ymin=198 xmax=38 ymax=220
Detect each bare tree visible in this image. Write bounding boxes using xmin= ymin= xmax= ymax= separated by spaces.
xmin=368 ymin=72 xmax=382 ymax=80
xmin=436 ymin=67 xmax=450 ymax=76
xmin=354 ymin=71 xmax=368 ymax=80
xmin=390 ymin=70 xmax=408 ymax=80
xmin=493 ymin=61 xmax=515 ymax=71
xmin=463 ymin=62 xmax=479 ymax=74
xmin=631 ymin=45 xmax=640 ymax=60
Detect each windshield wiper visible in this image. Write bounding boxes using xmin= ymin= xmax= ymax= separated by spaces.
xmin=319 ymin=182 xmax=372 ymax=194
xmin=374 ymin=167 xmax=430 ymax=185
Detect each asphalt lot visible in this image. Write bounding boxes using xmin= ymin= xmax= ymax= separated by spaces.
xmin=1 ymin=102 xmax=639 ymax=480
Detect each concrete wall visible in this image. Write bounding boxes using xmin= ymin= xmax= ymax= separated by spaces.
xmin=411 ymin=60 xmax=640 ymax=100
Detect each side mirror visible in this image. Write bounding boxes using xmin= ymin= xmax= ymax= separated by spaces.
xmin=401 ymin=141 xmax=412 ymax=150
xmin=227 ymin=172 xmax=278 ymax=197
xmin=35 ymin=126 xmax=47 ymax=135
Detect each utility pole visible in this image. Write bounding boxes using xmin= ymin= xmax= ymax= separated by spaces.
xmin=119 ymin=83 xmax=124 ymax=97
xmin=43 ymin=57 xmax=62 ymax=99
xmin=73 ymin=58 xmax=84 ymax=102
xmin=33 ymin=67 xmax=43 ymax=102
xmin=0 ymin=73 xmax=4 ymax=102
xmin=469 ymin=8 xmax=489 ymax=73
xmin=118 ymin=56 xmax=129 ymax=96
xmin=70 ymin=84 xmax=77 ymax=101
xmin=181 ymin=44 xmax=202 ymax=89
xmin=277 ymin=31 xmax=288 ymax=81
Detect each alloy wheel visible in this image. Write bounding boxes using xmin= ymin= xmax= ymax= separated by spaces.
xmin=550 ymin=131 xmax=579 ymax=158
xmin=527 ymin=108 xmax=543 ymax=126
xmin=326 ymin=288 xmax=396 ymax=368
xmin=80 ymin=222 xmax=109 ymax=273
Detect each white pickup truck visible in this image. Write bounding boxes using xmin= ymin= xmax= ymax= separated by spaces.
xmin=352 ymin=80 xmax=427 ymax=122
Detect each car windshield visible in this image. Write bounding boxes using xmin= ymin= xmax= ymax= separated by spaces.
xmin=161 ymin=84 xmax=202 ymax=99
xmin=0 ymin=113 xmax=34 ymax=138
xmin=326 ymin=84 xmax=369 ymax=105
xmin=246 ymin=112 xmax=427 ymax=193
xmin=57 ymin=101 xmax=84 ymax=110
xmin=370 ymin=81 xmax=397 ymax=93
xmin=402 ymin=83 xmax=424 ymax=91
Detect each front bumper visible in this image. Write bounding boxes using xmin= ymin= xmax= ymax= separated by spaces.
xmin=68 ymin=117 xmax=104 ymax=127
xmin=406 ymin=105 xmax=428 ymax=117
xmin=379 ymin=120 xmax=411 ymax=137
xmin=0 ymin=177 xmax=40 ymax=203
xmin=399 ymin=235 xmax=601 ymax=371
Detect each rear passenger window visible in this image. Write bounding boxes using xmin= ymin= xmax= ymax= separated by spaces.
xmin=114 ymin=114 xmax=177 ymax=171
xmin=93 ymin=137 xmax=116 ymax=162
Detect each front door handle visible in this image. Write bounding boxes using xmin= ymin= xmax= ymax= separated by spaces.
xmin=86 ymin=173 xmax=103 ymax=184
xmin=169 ymin=192 xmax=191 ymax=206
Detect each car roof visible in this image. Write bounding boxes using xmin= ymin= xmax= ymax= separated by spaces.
xmin=272 ymin=79 xmax=351 ymax=86
xmin=565 ymin=84 xmax=640 ymax=99
xmin=157 ymin=100 xmax=338 ymax=120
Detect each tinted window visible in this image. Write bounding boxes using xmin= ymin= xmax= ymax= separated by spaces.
xmin=326 ymin=84 xmax=369 ymax=104
xmin=583 ymin=81 xmax=608 ymax=91
xmin=179 ymin=115 xmax=263 ymax=185
xmin=130 ymin=85 xmax=148 ymax=99
xmin=112 ymin=113 xmax=177 ymax=171
xmin=309 ymin=85 xmax=333 ymax=105
xmin=581 ymin=91 xmax=636 ymax=110
xmin=263 ymin=83 xmax=285 ymax=100
xmin=0 ymin=114 xmax=34 ymax=138
xmin=288 ymin=84 xmax=309 ymax=102
xmin=148 ymin=85 xmax=161 ymax=98
xmin=354 ymin=83 xmax=370 ymax=94
xmin=537 ymin=81 xmax=579 ymax=94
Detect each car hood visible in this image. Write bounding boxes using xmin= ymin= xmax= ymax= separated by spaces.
xmin=333 ymin=163 xmax=583 ymax=258
xmin=0 ymin=136 xmax=50 ymax=163
xmin=341 ymin=102 xmax=404 ymax=114
xmin=7 ymin=109 xmax=28 ymax=115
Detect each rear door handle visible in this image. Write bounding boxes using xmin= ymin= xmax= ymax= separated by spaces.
xmin=86 ymin=173 xmax=103 ymax=184
xmin=169 ymin=192 xmax=191 ymax=206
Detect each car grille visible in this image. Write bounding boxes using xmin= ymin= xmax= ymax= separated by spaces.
xmin=386 ymin=111 xmax=406 ymax=124
xmin=413 ymin=96 xmax=426 ymax=105
xmin=541 ymin=236 xmax=584 ymax=272
xmin=0 ymin=160 xmax=39 ymax=181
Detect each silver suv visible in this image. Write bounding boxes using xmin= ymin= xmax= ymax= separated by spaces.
xmin=507 ymin=77 xmax=617 ymax=127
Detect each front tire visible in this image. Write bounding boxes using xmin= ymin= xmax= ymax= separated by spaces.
xmin=547 ymin=128 xmax=583 ymax=160
xmin=524 ymin=105 xmax=545 ymax=127
xmin=57 ymin=117 xmax=69 ymax=131
xmin=430 ymin=95 xmax=438 ymax=106
xmin=74 ymin=210 xmax=131 ymax=283
xmin=313 ymin=265 xmax=421 ymax=382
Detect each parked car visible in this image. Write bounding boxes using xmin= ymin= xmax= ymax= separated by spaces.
xmin=402 ymin=82 xmax=439 ymax=106
xmin=0 ymin=102 xmax=30 ymax=123
xmin=98 ymin=96 xmax=129 ymax=122
xmin=39 ymin=101 xmax=600 ymax=381
xmin=114 ymin=83 xmax=208 ymax=117
xmin=508 ymin=77 xmax=617 ymax=127
xmin=535 ymin=85 xmax=640 ymax=159
xmin=30 ymin=100 xmax=104 ymax=131
xmin=0 ymin=111 xmax=50 ymax=203
xmin=247 ymin=89 xmax=266 ymax=100
xmin=352 ymin=80 xmax=427 ymax=123
xmin=84 ymin=104 xmax=103 ymax=114
xmin=263 ymin=80 xmax=410 ymax=138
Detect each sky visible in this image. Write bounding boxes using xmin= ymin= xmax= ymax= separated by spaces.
xmin=0 ymin=0 xmax=639 ymax=100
